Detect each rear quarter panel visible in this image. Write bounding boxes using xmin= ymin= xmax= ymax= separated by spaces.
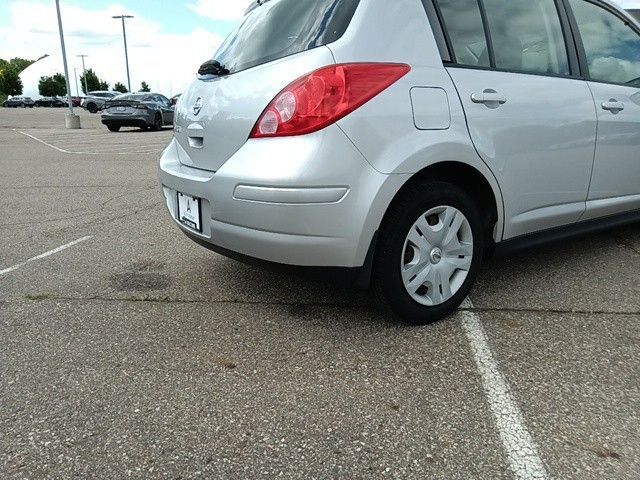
xmin=329 ymin=0 xmax=505 ymax=240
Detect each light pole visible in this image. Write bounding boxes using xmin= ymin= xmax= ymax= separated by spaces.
xmin=73 ymin=68 xmax=80 ymax=97
xmin=77 ymin=54 xmax=88 ymax=94
xmin=113 ymin=15 xmax=134 ymax=92
xmin=54 ymin=0 xmax=80 ymax=128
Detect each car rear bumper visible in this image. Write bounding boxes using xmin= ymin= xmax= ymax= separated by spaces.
xmin=158 ymin=126 xmax=409 ymax=268
xmin=102 ymin=114 xmax=152 ymax=127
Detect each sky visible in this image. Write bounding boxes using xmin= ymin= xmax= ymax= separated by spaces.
xmin=1 ymin=0 xmax=640 ymax=96
xmin=0 ymin=0 xmax=252 ymax=96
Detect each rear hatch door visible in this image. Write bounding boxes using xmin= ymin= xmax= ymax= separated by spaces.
xmin=173 ymin=0 xmax=360 ymax=172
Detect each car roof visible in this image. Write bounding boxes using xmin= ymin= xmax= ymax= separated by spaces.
xmin=601 ymin=0 xmax=640 ymax=27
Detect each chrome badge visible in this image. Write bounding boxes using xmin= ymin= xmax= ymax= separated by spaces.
xmin=193 ymin=97 xmax=203 ymax=116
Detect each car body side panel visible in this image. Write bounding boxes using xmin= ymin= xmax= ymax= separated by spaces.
xmin=583 ymin=83 xmax=640 ymax=219
xmin=329 ymin=0 xmax=505 ymax=240
xmin=447 ymin=69 xmax=597 ymax=239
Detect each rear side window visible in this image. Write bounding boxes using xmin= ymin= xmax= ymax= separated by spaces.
xmin=436 ymin=0 xmax=490 ymax=67
xmin=483 ymin=0 xmax=570 ymax=76
xmin=212 ymin=0 xmax=360 ymax=75
xmin=569 ymin=0 xmax=640 ymax=86
xmin=436 ymin=0 xmax=570 ymax=76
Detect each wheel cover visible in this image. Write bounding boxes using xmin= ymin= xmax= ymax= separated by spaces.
xmin=400 ymin=206 xmax=474 ymax=307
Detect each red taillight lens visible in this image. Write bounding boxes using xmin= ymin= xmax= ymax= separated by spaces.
xmin=250 ymin=63 xmax=411 ymax=138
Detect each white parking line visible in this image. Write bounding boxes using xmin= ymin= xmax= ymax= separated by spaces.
xmin=460 ymin=298 xmax=550 ymax=480
xmin=14 ymin=130 xmax=166 ymax=155
xmin=0 ymin=236 xmax=92 ymax=276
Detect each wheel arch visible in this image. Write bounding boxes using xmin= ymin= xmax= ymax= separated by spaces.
xmin=403 ymin=162 xmax=501 ymax=248
xmin=356 ymin=159 xmax=504 ymax=287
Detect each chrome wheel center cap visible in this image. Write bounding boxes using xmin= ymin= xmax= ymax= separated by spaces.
xmin=430 ymin=247 xmax=443 ymax=264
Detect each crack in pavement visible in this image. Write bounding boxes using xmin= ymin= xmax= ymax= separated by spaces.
xmin=10 ymin=295 xmax=375 ymax=309
xmin=2 ymin=295 xmax=639 ymax=317
xmin=460 ymin=306 xmax=640 ymax=317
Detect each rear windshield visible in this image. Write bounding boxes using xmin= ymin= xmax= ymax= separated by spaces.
xmin=211 ymin=0 xmax=360 ymax=75
xmin=113 ymin=94 xmax=152 ymax=101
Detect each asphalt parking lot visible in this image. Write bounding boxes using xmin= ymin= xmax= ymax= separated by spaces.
xmin=1 ymin=108 xmax=639 ymax=479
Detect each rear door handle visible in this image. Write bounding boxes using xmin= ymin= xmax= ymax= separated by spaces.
xmin=471 ymin=90 xmax=507 ymax=106
xmin=602 ymin=99 xmax=624 ymax=113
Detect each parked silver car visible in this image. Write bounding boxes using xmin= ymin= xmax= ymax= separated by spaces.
xmin=81 ymin=91 xmax=118 ymax=113
xmin=159 ymin=0 xmax=640 ymax=324
xmin=101 ymin=93 xmax=174 ymax=132
xmin=3 ymin=96 xmax=35 ymax=108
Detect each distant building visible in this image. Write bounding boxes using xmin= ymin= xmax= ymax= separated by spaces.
xmin=19 ymin=55 xmax=70 ymax=100
xmin=18 ymin=53 xmax=188 ymax=100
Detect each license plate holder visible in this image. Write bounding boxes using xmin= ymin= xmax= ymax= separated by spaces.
xmin=177 ymin=192 xmax=202 ymax=232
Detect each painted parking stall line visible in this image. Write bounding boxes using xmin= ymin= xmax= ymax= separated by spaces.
xmin=0 ymin=237 xmax=92 ymax=276
xmin=460 ymin=298 xmax=550 ymax=480
xmin=14 ymin=130 xmax=169 ymax=155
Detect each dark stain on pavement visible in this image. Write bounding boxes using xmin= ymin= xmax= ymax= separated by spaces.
xmin=110 ymin=259 xmax=171 ymax=292
xmin=588 ymin=445 xmax=622 ymax=460
xmin=215 ymin=357 xmax=237 ymax=370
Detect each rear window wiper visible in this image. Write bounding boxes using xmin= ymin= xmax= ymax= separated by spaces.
xmin=198 ymin=60 xmax=230 ymax=77
xmin=245 ymin=0 xmax=272 ymax=15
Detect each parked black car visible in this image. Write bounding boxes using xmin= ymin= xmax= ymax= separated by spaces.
xmin=3 ymin=97 xmax=35 ymax=108
xmin=35 ymin=97 xmax=66 ymax=108
xmin=101 ymin=93 xmax=175 ymax=132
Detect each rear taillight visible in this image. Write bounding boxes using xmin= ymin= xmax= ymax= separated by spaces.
xmin=250 ymin=63 xmax=411 ymax=138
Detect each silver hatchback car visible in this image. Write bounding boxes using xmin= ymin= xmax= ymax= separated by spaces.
xmin=159 ymin=0 xmax=640 ymax=324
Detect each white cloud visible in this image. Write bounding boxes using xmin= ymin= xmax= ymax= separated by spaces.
xmin=0 ymin=1 xmax=227 ymax=97
xmin=188 ymin=0 xmax=249 ymax=21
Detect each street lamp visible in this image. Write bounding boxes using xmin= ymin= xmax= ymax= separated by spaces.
xmin=77 ymin=54 xmax=88 ymax=94
xmin=112 ymin=15 xmax=134 ymax=92
xmin=73 ymin=68 xmax=80 ymax=97
xmin=54 ymin=0 xmax=80 ymax=129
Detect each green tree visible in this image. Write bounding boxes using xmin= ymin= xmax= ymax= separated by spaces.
xmin=79 ymin=69 xmax=109 ymax=93
xmin=0 ymin=57 xmax=34 ymax=99
xmin=139 ymin=81 xmax=150 ymax=92
xmin=113 ymin=82 xmax=128 ymax=93
xmin=0 ymin=66 xmax=23 ymax=96
xmin=8 ymin=57 xmax=35 ymax=73
xmin=38 ymin=73 xmax=67 ymax=97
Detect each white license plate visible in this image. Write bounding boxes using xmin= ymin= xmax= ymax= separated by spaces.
xmin=177 ymin=192 xmax=202 ymax=232
xmin=117 ymin=106 xmax=125 ymax=111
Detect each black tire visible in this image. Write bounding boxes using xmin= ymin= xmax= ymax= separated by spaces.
xmin=107 ymin=125 xmax=121 ymax=132
xmin=152 ymin=113 xmax=163 ymax=131
xmin=87 ymin=103 xmax=98 ymax=114
xmin=373 ymin=181 xmax=484 ymax=325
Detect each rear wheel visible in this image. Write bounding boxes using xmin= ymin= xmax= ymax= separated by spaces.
xmin=373 ymin=181 xmax=484 ymax=325
xmin=152 ymin=113 xmax=163 ymax=131
xmin=86 ymin=103 xmax=98 ymax=114
xmin=107 ymin=125 xmax=121 ymax=132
